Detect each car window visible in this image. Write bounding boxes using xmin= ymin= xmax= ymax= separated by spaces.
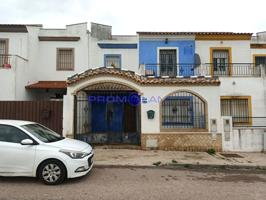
xmin=22 ymin=123 xmax=63 ymax=143
xmin=0 ymin=124 xmax=30 ymax=143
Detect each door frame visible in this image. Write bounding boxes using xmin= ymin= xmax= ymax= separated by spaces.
xmin=157 ymin=47 xmax=179 ymax=76
xmin=210 ymin=47 xmax=232 ymax=76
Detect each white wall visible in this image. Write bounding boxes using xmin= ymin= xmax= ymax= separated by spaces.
xmin=0 ymin=32 xmax=28 ymax=58
xmin=196 ymin=40 xmax=266 ymax=118
xmin=63 ymin=76 xmax=221 ymax=136
xmin=140 ymin=85 xmax=220 ymax=134
xmin=232 ymin=129 xmax=265 ymax=152
xmin=0 ymin=32 xmax=29 ymax=100
xmin=0 ymin=23 xmax=90 ymax=100
xmin=63 ymin=93 xmax=74 ymax=136
xmin=0 ymin=68 xmax=15 ymax=100
xmin=196 ymin=40 xmax=251 ymax=63
xmin=219 ymin=77 xmax=266 ymax=117
xmin=251 ymin=48 xmax=266 ymax=62
xmin=89 ymin=36 xmax=138 ymax=72
xmin=0 ymin=23 xmax=139 ymax=101
xmin=32 ymin=23 xmax=89 ymax=82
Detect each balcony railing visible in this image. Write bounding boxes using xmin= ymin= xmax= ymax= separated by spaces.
xmin=233 ymin=117 xmax=266 ymax=128
xmin=141 ymin=63 xmax=262 ymax=77
xmin=0 ymin=54 xmax=12 ymax=69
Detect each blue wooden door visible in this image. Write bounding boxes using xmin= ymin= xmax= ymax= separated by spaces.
xmin=107 ymin=102 xmax=123 ymax=143
xmin=107 ymin=102 xmax=123 ymax=132
xmin=91 ymin=100 xmax=124 ymax=143
xmin=91 ymin=101 xmax=107 ymax=133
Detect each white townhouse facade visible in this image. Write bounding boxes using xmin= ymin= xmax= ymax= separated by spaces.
xmin=1 ymin=22 xmax=266 ymax=152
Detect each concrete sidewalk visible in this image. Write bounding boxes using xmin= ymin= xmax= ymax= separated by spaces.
xmin=93 ymin=147 xmax=266 ymax=169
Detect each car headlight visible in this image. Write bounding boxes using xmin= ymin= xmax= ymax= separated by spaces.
xmin=59 ymin=150 xmax=90 ymax=159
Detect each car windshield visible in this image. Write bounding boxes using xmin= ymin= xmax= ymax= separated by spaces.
xmin=21 ymin=123 xmax=64 ymax=143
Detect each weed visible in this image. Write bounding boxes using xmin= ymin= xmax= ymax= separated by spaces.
xmin=172 ymin=159 xmax=178 ymax=163
xmin=153 ymin=161 xmax=162 ymax=166
xmin=206 ymin=148 xmax=216 ymax=155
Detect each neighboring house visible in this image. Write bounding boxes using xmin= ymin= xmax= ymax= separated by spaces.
xmin=1 ymin=22 xmax=266 ymax=151
xmin=0 ymin=23 xmax=89 ymax=100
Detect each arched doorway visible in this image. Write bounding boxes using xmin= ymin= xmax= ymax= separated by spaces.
xmin=74 ymin=82 xmax=141 ymax=145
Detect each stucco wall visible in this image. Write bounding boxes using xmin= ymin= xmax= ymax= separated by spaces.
xmin=0 ymin=23 xmax=91 ymax=100
xmin=251 ymin=48 xmax=266 ymax=63
xmin=219 ymin=77 xmax=266 ymax=117
xmin=89 ymin=36 xmax=138 ymax=72
xmin=63 ymin=75 xmax=221 ymax=137
xmin=0 ymin=69 xmax=15 ymax=100
xmin=195 ymin=40 xmax=251 ymax=63
xmin=0 ymin=32 xmax=29 ymax=100
xmin=0 ymin=32 xmax=28 ymax=58
xmin=33 ymin=23 xmax=89 ymax=82
xmin=140 ymin=85 xmax=220 ymax=134
xmin=232 ymin=129 xmax=265 ymax=152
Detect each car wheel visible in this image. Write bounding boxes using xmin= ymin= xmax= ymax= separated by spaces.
xmin=38 ymin=160 xmax=67 ymax=185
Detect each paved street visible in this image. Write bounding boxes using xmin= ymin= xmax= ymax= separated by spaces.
xmin=0 ymin=167 xmax=266 ymax=200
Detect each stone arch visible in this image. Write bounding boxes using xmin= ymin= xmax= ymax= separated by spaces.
xmin=72 ymin=78 xmax=141 ymax=95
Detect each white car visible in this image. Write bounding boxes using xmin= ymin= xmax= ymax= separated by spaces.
xmin=0 ymin=120 xmax=93 ymax=185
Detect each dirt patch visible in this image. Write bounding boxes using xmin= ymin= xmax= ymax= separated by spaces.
xmin=196 ymin=174 xmax=266 ymax=183
xmin=183 ymin=154 xmax=204 ymax=159
xmin=220 ymin=153 xmax=244 ymax=158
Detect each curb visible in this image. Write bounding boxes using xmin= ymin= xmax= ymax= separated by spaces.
xmin=94 ymin=163 xmax=266 ymax=172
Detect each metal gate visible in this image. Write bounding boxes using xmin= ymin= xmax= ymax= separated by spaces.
xmin=74 ymin=91 xmax=141 ymax=145
xmin=0 ymin=101 xmax=63 ymax=134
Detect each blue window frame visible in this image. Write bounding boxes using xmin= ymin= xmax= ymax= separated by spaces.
xmin=104 ymin=54 xmax=121 ymax=68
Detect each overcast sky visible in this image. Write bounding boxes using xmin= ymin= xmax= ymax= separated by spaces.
xmin=1 ymin=0 xmax=266 ymax=34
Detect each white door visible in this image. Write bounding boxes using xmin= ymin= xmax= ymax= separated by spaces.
xmin=0 ymin=125 xmax=36 ymax=175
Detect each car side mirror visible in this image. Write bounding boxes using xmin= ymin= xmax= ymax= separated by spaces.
xmin=21 ymin=139 xmax=34 ymax=145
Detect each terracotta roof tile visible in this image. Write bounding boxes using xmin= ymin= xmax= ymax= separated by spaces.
xmin=67 ymin=67 xmax=220 ymax=86
xmin=25 ymin=81 xmax=67 ymax=89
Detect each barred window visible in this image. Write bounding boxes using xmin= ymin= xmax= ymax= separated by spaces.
xmin=221 ymin=97 xmax=251 ymax=124
xmin=161 ymin=91 xmax=206 ymax=130
xmin=57 ymin=48 xmax=74 ymax=70
xmin=0 ymin=39 xmax=8 ymax=54
xmin=0 ymin=39 xmax=8 ymax=66
xmin=212 ymin=49 xmax=230 ymax=75
xmin=104 ymin=54 xmax=121 ymax=68
xmin=255 ymin=56 xmax=266 ymax=66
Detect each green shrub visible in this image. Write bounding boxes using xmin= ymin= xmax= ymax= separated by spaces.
xmin=206 ymin=148 xmax=216 ymax=155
